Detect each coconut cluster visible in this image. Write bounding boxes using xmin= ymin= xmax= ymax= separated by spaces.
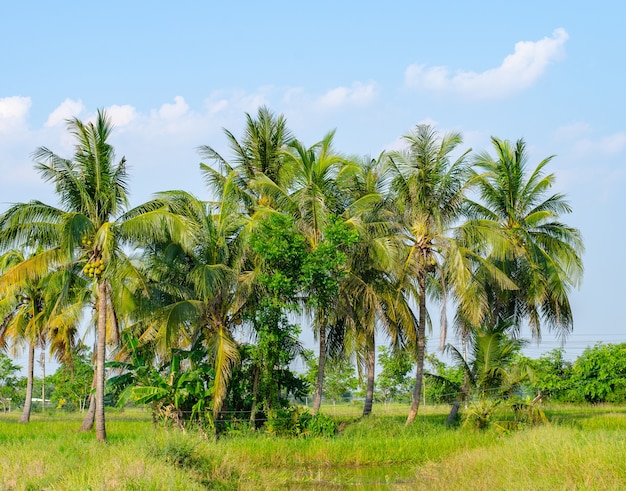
xmin=83 ymin=258 xmax=105 ymax=278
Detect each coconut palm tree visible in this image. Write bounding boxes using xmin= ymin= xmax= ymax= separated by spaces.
xmin=135 ymin=188 xmax=246 ymax=419
xmin=0 ymin=110 xmax=188 ymax=441
xmin=217 ymin=123 xmax=357 ymax=414
xmin=199 ymin=105 xmax=293 ymax=212
xmin=447 ymin=320 xmax=528 ymax=400
xmin=387 ymin=124 xmax=475 ymax=424
xmin=465 ymin=137 xmax=584 ymax=340
xmin=0 ymin=250 xmax=49 ymax=423
xmin=442 ymin=319 xmax=534 ymax=427
xmin=268 ymin=132 xmax=357 ymax=414
xmin=338 ymin=154 xmax=413 ymax=416
xmin=0 ymin=251 xmax=85 ymax=422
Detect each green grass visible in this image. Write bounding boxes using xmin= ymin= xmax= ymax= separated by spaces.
xmin=1 ymin=404 xmax=626 ymax=489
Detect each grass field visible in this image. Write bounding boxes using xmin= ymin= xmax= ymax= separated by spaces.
xmin=1 ymin=404 xmax=626 ymax=490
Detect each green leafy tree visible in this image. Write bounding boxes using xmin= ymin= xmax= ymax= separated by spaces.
xmin=375 ymin=346 xmax=414 ymax=403
xmin=0 ymin=353 xmax=21 ymax=412
xmin=49 ymin=343 xmax=94 ymax=411
xmin=305 ymin=352 xmax=358 ymax=405
xmin=251 ymin=129 xmax=358 ymax=415
xmin=523 ymin=348 xmax=573 ymax=401
xmin=567 ymin=343 xmax=626 ymax=403
xmin=249 ymin=213 xmax=308 ymax=418
xmin=299 ymin=216 xmax=358 ymax=414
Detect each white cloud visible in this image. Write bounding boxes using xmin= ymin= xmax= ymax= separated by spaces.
xmin=554 ymin=122 xmax=626 ymax=157
xmin=204 ymin=88 xmax=273 ymax=118
xmin=554 ymin=122 xmax=591 ymax=141
xmin=405 ymin=28 xmax=569 ymax=100
xmin=207 ymin=99 xmax=229 ymax=114
xmin=282 ymin=87 xmax=305 ymax=105
xmin=317 ymin=82 xmax=377 ymax=109
xmin=158 ymin=96 xmax=189 ymax=120
xmin=105 ymin=104 xmax=138 ymax=127
xmin=45 ymin=98 xmax=84 ymax=127
xmin=0 ymin=96 xmax=31 ymax=132
xmin=574 ymin=132 xmax=626 ymax=156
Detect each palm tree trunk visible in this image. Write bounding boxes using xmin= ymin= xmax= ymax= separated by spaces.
xmin=18 ymin=342 xmax=35 ymax=423
xmin=40 ymin=351 xmax=45 ymax=413
xmin=311 ymin=315 xmax=327 ymax=415
xmin=80 ymin=371 xmax=97 ymax=431
xmin=406 ymin=274 xmax=426 ymax=425
xmin=249 ymin=366 xmax=260 ymax=426
xmin=446 ymin=400 xmax=460 ymax=425
xmin=95 ymin=281 xmax=107 ymax=442
xmin=362 ymin=333 xmax=375 ymax=417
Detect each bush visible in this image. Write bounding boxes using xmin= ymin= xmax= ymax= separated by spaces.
xmin=264 ymin=406 xmax=338 ymax=437
xmin=265 ymin=406 xmax=305 ymax=436
xmin=299 ymin=412 xmax=338 ymax=437
xmin=462 ymin=399 xmax=501 ymax=430
xmin=146 ymin=432 xmax=200 ymax=468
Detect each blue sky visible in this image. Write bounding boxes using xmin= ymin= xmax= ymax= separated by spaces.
xmin=1 ymin=1 xmax=625 ymax=371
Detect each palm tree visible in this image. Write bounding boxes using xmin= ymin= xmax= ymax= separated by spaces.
xmin=136 ymin=189 xmax=245 ymax=419
xmin=217 ymin=122 xmax=357 ymax=415
xmin=441 ymin=319 xmax=533 ymax=427
xmin=199 ymin=105 xmax=293 ymax=211
xmin=338 ymin=154 xmax=412 ymax=416
xmin=0 ymin=250 xmax=48 ymax=423
xmin=465 ymin=137 xmax=584 ymax=340
xmin=387 ymin=124 xmax=474 ymax=424
xmin=272 ymin=132 xmax=356 ymax=414
xmin=0 ymin=251 xmax=84 ymax=423
xmin=192 ymin=107 xmax=297 ymax=420
xmin=0 ymin=110 xmax=188 ymax=441
xmin=447 ymin=320 xmax=528 ymax=400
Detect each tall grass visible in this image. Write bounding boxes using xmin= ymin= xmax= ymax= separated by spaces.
xmin=1 ymin=404 xmax=626 ymax=489
xmin=416 ymin=421 xmax=626 ymax=490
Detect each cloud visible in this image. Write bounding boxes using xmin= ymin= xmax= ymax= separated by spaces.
xmin=317 ymin=82 xmax=377 ymax=109
xmin=405 ymin=28 xmax=569 ymax=100
xmin=204 ymin=88 xmax=273 ymax=117
xmin=553 ymin=122 xmax=591 ymax=141
xmin=158 ymin=96 xmax=189 ymax=120
xmin=105 ymin=104 xmax=138 ymax=127
xmin=45 ymin=98 xmax=84 ymax=127
xmin=0 ymin=96 xmax=31 ymax=132
xmin=554 ymin=122 xmax=626 ymax=157
xmin=574 ymin=132 xmax=626 ymax=156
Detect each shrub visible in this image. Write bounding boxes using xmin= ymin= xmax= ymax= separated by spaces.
xmin=462 ymin=399 xmax=501 ymax=430
xmin=299 ymin=412 xmax=338 ymax=437
xmin=265 ymin=406 xmax=305 ymax=436
xmin=146 ymin=432 xmax=199 ymax=468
